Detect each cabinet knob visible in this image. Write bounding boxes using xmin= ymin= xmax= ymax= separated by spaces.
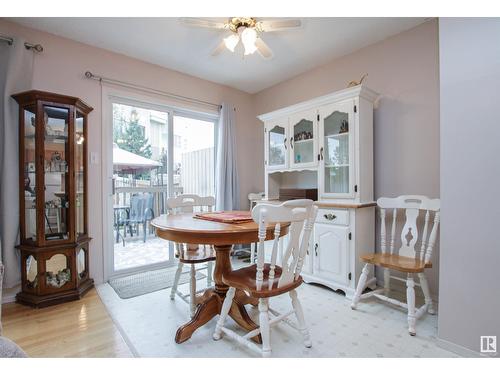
xmin=314 ymin=243 xmax=318 ymax=256
xmin=284 ymin=137 xmax=287 ymax=150
xmin=323 ymin=213 xmax=337 ymax=221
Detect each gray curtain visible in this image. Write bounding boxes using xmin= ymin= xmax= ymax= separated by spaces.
xmin=215 ymin=103 xmax=240 ymax=211
xmin=0 ymin=37 xmax=34 ymax=288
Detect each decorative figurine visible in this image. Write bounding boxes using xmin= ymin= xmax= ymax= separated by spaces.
xmin=340 ymin=120 xmax=349 ymax=133
xmin=347 ymin=73 xmax=368 ymax=88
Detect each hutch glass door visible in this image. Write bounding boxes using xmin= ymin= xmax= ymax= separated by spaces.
xmin=43 ymin=104 xmax=71 ymax=242
xmin=320 ymin=101 xmax=355 ymax=197
xmin=267 ymin=120 xmax=288 ymax=170
xmin=289 ymin=110 xmax=317 ymax=169
xmin=75 ymin=111 xmax=86 ymax=239
xmin=23 ymin=105 xmax=37 ymax=242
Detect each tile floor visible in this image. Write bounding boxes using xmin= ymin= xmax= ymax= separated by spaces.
xmin=114 ymin=235 xmax=170 ymax=271
xmin=97 ymin=265 xmax=459 ymax=358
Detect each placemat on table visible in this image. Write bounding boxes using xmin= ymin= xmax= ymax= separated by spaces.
xmin=194 ymin=211 xmax=253 ymax=224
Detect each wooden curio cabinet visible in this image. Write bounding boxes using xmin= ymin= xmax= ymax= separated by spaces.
xmin=12 ymin=90 xmax=94 ymax=307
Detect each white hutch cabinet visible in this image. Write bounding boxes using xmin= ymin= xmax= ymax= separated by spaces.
xmin=258 ymin=85 xmax=378 ymax=298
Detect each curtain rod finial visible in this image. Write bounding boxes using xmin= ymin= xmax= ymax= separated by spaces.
xmin=85 ymin=71 xmax=93 ymax=79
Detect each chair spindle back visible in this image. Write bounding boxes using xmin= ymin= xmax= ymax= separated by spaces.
xmin=378 ymin=195 xmax=440 ymax=263
xmin=251 ymin=199 xmax=318 ymax=291
xmin=166 ymin=194 xmax=215 ymax=214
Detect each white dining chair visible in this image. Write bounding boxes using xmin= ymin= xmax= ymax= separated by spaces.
xmin=351 ymin=195 xmax=440 ymax=336
xmin=167 ymin=194 xmax=215 ymax=317
xmin=213 ymin=199 xmax=318 ymax=357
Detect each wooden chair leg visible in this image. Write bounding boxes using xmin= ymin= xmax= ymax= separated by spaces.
xmin=190 ymin=264 xmax=196 ymax=318
xmin=418 ymin=273 xmax=435 ymax=314
xmin=206 ymin=261 xmax=213 ymax=287
xmin=384 ymin=268 xmax=391 ymax=296
xmin=258 ymin=298 xmax=272 ymax=357
xmin=170 ymin=262 xmax=183 ymax=300
xmin=289 ymin=289 xmax=312 ymax=348
xmin=406 ymin=275 xmax=416 ymax=336
xmin=351 ymin=263 xmax=370 ymax=309
xmin=213 ymin=287 xmax=236 ymax=340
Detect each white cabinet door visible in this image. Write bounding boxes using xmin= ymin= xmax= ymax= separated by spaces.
xmin=313 ymin=223 xmax=350 ymax=286
xmin=265 ymin=118 xmax=289 ymax=171
xmin=289 ymin=109 xmax=318 ymax=169
xmin=318 ymin=99 xmax=356 ymax=199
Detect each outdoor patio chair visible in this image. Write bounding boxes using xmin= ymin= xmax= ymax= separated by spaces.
xmin=127 ymin=192 xmax=155 ymax=243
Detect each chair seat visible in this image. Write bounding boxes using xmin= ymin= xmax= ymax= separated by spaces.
xmin=176 ymin=244 xmax=215 ymax=264
xmin=222 ymin=264 xmax=303 ymax=298
xmin=359 ymin=253 xmax=432 ymax=273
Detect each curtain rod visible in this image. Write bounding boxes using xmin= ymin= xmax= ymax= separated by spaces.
xmin=84 ymin=71 xmax=221 ymax=111
xmin=0 ymin=34 xmax=43 ymax=52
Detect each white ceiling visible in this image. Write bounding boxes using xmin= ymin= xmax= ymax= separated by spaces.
xmin=11 ymin=17 xmax=427 ymax=93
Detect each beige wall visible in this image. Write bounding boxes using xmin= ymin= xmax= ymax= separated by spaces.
xmin=0 ymin=19 xmax=258 ymax=284
xmin=252 ymin=20 xmax=440 ymax=296
xmin=438 ymin=18 xmax=500 ymax=355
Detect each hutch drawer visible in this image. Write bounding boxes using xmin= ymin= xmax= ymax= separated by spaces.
xmin=316 ymin=208 xmax=349 ymax=225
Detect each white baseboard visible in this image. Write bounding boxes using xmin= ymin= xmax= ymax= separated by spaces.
xmin=437 ymin=337 xmax=485 ymax=358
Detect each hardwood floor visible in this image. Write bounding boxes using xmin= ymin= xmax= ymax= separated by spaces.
xmin=2 ymin=288 xmax=133 ymax=357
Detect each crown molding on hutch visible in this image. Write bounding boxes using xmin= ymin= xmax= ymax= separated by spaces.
xmin=257 ymin=85 xmax=379 ymax=122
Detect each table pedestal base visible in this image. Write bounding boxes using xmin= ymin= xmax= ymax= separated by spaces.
xmin=174 ymin=289 xmax=261 ymax=344
xmin=175 ymin=244 xmax=261 ymax=344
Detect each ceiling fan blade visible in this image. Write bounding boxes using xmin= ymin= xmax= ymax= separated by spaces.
xmin=259 ymin=19 xmax=302 ymax=32
xmin=179 ymin=17 xmax=226 ymax=30
xmin=211 ymin=40 xmax=227 ymax=56
xmin=255 ymin=38 xmax=273 ymax=59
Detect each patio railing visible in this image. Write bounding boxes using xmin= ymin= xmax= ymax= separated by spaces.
xmin=113 ymin=147 xmax=215 ymax=217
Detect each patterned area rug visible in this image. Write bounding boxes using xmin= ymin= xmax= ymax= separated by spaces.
xmin=97 ymin=268 xmax=458 ymax=357
xmin=109 ymin=266 xmax=206 ymax=299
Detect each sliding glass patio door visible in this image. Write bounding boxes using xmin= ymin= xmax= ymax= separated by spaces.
xmin=104 ymin=93 xmax=217 ymax=279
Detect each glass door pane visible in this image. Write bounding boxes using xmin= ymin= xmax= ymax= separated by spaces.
xmin=111 ymin=102 xmax=172 ymax=272
xmin=45 ymin=253 xmax=71 ymax=289
xmin=324 ymin=110 xmax=350 ymax=194
xmin=43 ymin=105 xmax=70 ymax=241
xmin=23 ymin=106 xmax=37 ymax=241
xmin=291 ymin=118 xmax=315 ymax=166
xmin=268 ymin=125 xmax=287 ymax=168
xmin=75 ymin=112 xmax=86 ymax=238
xmin=173 ymin=115 xmax=215 ymax=197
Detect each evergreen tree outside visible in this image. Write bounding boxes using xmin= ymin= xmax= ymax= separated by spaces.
xmin=113 ymin=109 xmax=153 ymax=180
xmin=118 ymin=111 xmax=152 ymax=159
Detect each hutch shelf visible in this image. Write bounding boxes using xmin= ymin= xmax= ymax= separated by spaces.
xmin=12 ymin=90 xmax=94 ymax=308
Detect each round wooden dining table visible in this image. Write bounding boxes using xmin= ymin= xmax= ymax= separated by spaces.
xmin=151 ymin=211 xmax=289 ymax=344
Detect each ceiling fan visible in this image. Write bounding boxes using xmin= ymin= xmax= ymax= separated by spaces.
xmin=179 ymin=17 xmax=302 ymax=59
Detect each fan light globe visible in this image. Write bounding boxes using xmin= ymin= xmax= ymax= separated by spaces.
xmin=241 ymin=27 xmax=258 ymax=55
xmin=223 ymin=34 xmax=240 ymax=52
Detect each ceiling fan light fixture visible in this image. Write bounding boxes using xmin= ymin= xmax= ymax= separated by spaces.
xmin=223 ymin=34 xmax=240 ymax=52
xmin=241 ymin=27 xmax=258 ymax=55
